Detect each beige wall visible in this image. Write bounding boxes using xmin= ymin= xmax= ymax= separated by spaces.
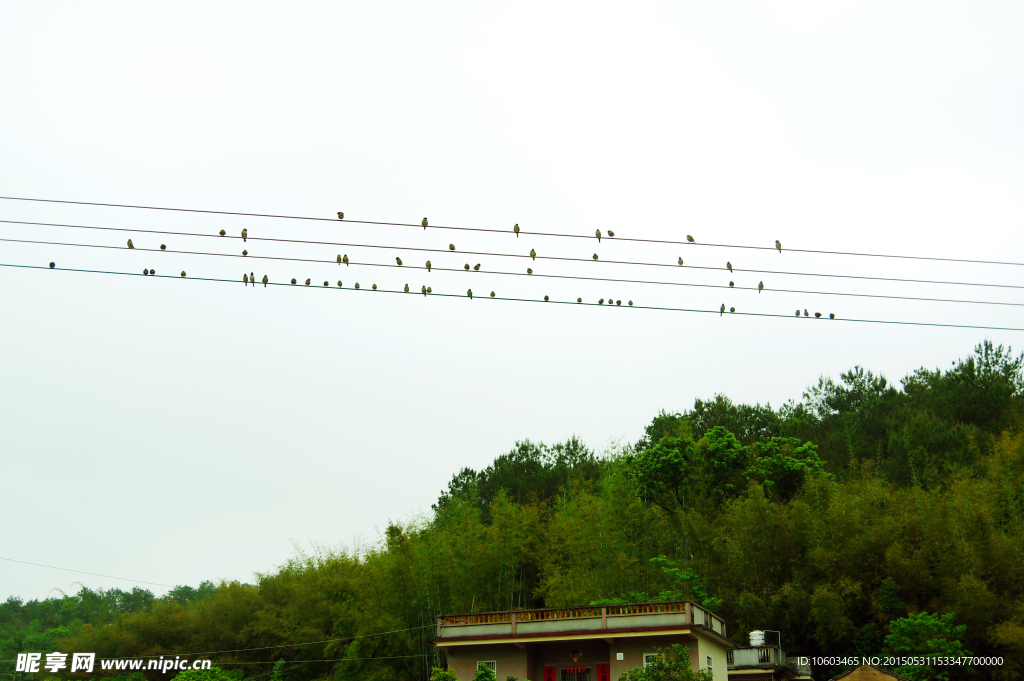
xmin=444 ymin=644 xmax=528 ymax=681
xmin=695 ymin=633 xmax=728 ymax=680
xmin=608 ymin=634 xmax=696 ymax=679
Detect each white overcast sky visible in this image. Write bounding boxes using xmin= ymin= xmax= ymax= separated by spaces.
xmin=1 ymin=2 xmax=1023 ymax=602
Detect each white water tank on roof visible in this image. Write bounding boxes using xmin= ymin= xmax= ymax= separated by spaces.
xmin=749 ymin=630 xmax=765 ymax=646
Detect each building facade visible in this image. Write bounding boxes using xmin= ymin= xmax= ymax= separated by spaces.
xmin=432 ymin=600 xmax=731 ymax=681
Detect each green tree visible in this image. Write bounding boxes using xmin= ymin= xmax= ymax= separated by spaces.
xmin=885 ymin=612 xmax=970 ymax=681
xmin=618 ymin=644 xmax=713 ymax=681
xmin=429 ymin=669 xmax=457 ymax=681
xmin=747 ymin=437 xmax=826 ymax=500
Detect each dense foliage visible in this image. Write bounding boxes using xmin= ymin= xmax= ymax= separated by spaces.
xmin=4 ymin=342 xmax=1023 ymax=681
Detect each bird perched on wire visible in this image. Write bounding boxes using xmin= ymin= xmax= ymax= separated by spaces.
xmin=404 ymin=284 xmax=409 ymax=292
xmin=514 ymin=223 xmax=520 ymax=237
xmin=219 ymin=229 xmax=226 ymax=236
xmin=396 ymin=257 xmax=403 ymax=266
xmin=829 ymin=313 xmax=835 ymax=319
xmin=678 ymin=257 xmax=683 ymax=266
xmin=720 ymin=304 xmax=725 ymax=316
xmin=530 ymin=249 xmax=536 ymax=260
xmin=49 ymin=262 xmax=55 ymax=269
xmin=775 ymin=240 xmax=782 ymax=253
xmin=160 ymin=244 xmax=166 ymax=250
xmin=473 ymin=263 xmax=480 ymax=271
xmin=687 ymin=235 xmax=695 ymax=243
xmin=490 ymin=291 xmax=495 ymax=298
xmin=151 ymin=269 xmax=156 ymax=275
xmin=337 ymin=211 xmax=344 ymax=220
xmin=727 ymin=261 xmax=733 ymax=273
xmin=242 ymin=229 xmax=247 ymax=242
xmin=244 ymin=274 xmax=249 ymax=286
xmin=608 ymin=230 xmax=615 ymax=237
xmin=449 ymin=244 xmax=455 ymax=251
xmin=426 ymin=260 xmax=431 ymax=272
xmin=427 ymin=286 xmax=432 ymax=293
xmin=467 ymin=289 xmax=473 ymax=299
xmin=291 ymin=278 xmax=297 ymax=284
xmin=343 ymin=255 xmax=349 ymax=266
xmin=323 ymin=281 xmax=328 ymax=287
xmin=598 ymin=298 xmax=604 ymax=305
xmin=127 ymin=239 xmax=134 ymax=249
xmin=355 ymin=283 xmax=360 ymax=289
xmin=422 ymin=217 xmax=428 ymax=229
xmin=628 ymin=300 xmax=633 ymax=306
xmin=577 ymin=297 xmax=582 ymax=303
xmin=464 ymin=263 xmax=470 ymax=270
xmin=372 ymin=284 xmax=377 ymax=290
xmin=544 ymin=295 xmax=549 ymax=301
xmin=730 ymin=307 xmax=735 ymax=313
xmin=593 ymin=253 xmax=599 ymax=260
xmin=596 ymin=229 xmax=602 ymax=242
xmin=758 ymin=281 xmax=764 ymax=294
xmin=262 ymin=275 xmax=268 ymax=287
xmin=814 ymin=312 xmax=822 ymax=318
xmin=337 ymin=280 xmax=342 ymax=287
xmin=421 ymin=285 xmax=427 ymax=295
xmin=527 ymin=267 xmax=533 ymax=274
xmin=144 ymin=269 xmax=149 ymax=275
xmin=616 ymin=300 xmax=621 ymax=306
xmin=305 ymin=279 xmax=312 ymax=286
xmin=795 ymin=310 xmax=800 ymax=317
xmin=729 ymin=281 xmax=734 ymax=287
xmin=242 ymin=250 xmax=248 ymax=256
xmin=804 ymin=309 xmax=809 ymax=317
xmin=181 ymin=271 xmax=186 ymax=277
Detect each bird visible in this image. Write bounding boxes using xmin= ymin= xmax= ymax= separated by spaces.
xmin=473 ymin=263 xmax=480 ymax=271
xmin=490 ymin=291 xmax=495 ymax=298
xmin=219 ymin=229 xmax=226 ymax=236
xmin=337 ymin=255 xmax=342 ymax=265
xmin=49 ymin=262 xmax=55 ymax=269
xmin=427 ymin=286 xmax=432 ymax=293
xmin=396 ymin=257 xmax=403 ymax=266
xmin=593 ymin=253 xmax=599 ymax=260
xmin=343 ymin=255 xmax=349 ymax=266
xmin=262 ymin=275 xmax=268 ymax=287
xmin=616 ymin=300 xmax=621 ymax=306
xmin=337 ymin=211 xmax=344 ymax=220
xmin=422 ymin=217 xmax=428 ymax=229
xmin=530 ymin=249 xmax=536 ymax=260
xmin=337 ymin=281 xmax=343 ymax=287
xmin=815 ymin=312 xmax=822 ymax=318
xmin=467 ymin=289 xmax=473 ymax=299
xmin=242 ymin=250 xmax=248 ymax=256
xmin=596 ymin=229 xmax=602 ymax=242
xmin=180 ymin=271 xmax=186 ymax=277
xmin=720 ymin=304 xmax=725 ymax=316
xmin=527 ymin=268 xmax=533 ymax=274
xmin=160 ymin=244 xmax=166 ymax=250
xmin=291 ymin=278 xmax=297 ymax=284
xmin=514 ymin=224 xmax=520 ymax=237
xmin=305 ymin=279 xmax=311 ymax=286
xmin=372 ymin=284 xmax=377 ymax=290
xmin=758 ymin=281 xmax=764 ymax=294
xmin=775 ymin=240 xmax=782 ymax=253
xmin=804 ymin=309 xmax=809 ymax=317
xmin=355 ymin=283 xmax=360 ymax=289
xmin=829 ymin=313 xmax=835 ymax=319
xmin=150 ymin=268 xmax=155 ymax=275
xmin=795 ymin=310 xmax=800 ymax=317
xmin=251 ymin=272 xmax=254 ymax=286
xmin=730 ymin=307 xmax=735 ymax=313
xmin=608 ymin=230 xmax=615 ymax=237
xmin=426 ymin=260 xmax=432 ymax=272
xmin=729 ymin=281 xmax=734 ymax=287
xmin=323 ymin=281 xmax=328 ymax=287
xmin=577 ymin=297 xmax=582 ymax=303
xmin=421 ymin=285 xmax=427 ymax=295
xmin=464 ymin=263 xmax=470 ymax=270
xmin=628 ymin=300 xmax=633 ymax=306
xmin=599 ymin=299 xmax=605 ymax=305
xmin=404 ymin=284 xmax=409 ymax=293
xmin=449 ymin=244 xmax=455 ymax=251
xmin=241 ymin=229 xmax=247 ymax=242
xmin=687 ymin=235 xmax=695 ymax=243
xmin=127 ymin=239 xmax=134 ymax=249
xmin=727 ymin=261 xmax=733 ymax=273
xmin=544 ymin=295 xmax=549 ymax=301
xmin=243 ymin=273 xmax=249 ymax=286
xmin=678 ymin=257 xmax=683 ymax=266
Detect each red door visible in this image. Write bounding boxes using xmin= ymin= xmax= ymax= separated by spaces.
xmin=543 ymin=666 xmax=556 ymax=681
xmin=597 ymin=663 xmax=610 ymax=681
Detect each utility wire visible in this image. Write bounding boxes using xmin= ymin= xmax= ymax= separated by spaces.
xmin=2 ymin=219 xmax=1020 ymax=291
xmin=0 ymin=556 xmax=174 ymax=588
xmin=5 ymin=237 xmax=1021 ymax=308
xmin=6 ymin=262 xmax=1023 ymax=332
xmin=2 ymin=195 xmax=1021 ymax=267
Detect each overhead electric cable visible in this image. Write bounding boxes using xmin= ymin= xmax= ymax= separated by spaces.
xmin=6 ymin=262 xmax=1023 ymax=332
xmin=2 ymin=195 xmax=1021 ymax=267
xmin=1 ymin=219 xmax=1019 ymax=290
xmin=5 ymin=237 xmax=1020 ymax=307
xmin=0 ymin=556 xmax=174 ymax=588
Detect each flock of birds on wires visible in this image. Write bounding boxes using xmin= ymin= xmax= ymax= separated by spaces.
xmin=6 ymin=194 xmax=1022 ymax=331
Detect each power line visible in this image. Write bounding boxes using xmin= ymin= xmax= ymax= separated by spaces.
xmin=5 ymin=237 xmax=1021 ymax=307
xmin=5 ymin=262 xmax=1023 ymax=332
xmin=2 ymin=220 xmax=1021 ymax=292
xmin=0 ymin=556 xmax=174 ymax=588
xmin=2 ymin=195 xmax=1021 ymax=267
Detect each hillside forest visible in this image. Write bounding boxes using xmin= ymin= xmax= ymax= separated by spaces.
xmin=3 ymin=341 xmax=1024 ymax=681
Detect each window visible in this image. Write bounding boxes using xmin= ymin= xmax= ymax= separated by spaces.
xmin=560 ymin=667 xmax=591 ymax=681
xmin=477 ymin=661 xmax=496 ymax=674
xmin=643 ymin=654 xmax=659 ymax=667
xmin=707 ymin=656 xmax=712 ymax=670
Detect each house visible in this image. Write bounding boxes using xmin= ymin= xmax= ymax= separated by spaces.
xmin=432 ymin=600 xmax=732 ymax=681
xmin=726 ymin=631 xmax=813 ymax=681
